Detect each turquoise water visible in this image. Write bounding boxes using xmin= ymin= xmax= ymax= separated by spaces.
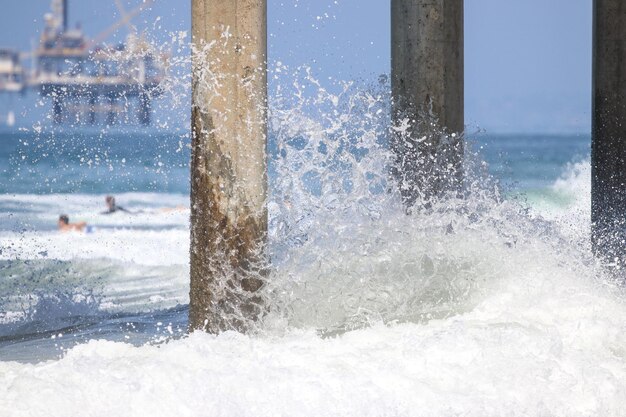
xmin=0 ymin=130 xmax=590 ymax=196
xmin=473 ymin=133 xmax=589 ymax=190
xmin=0 ymin=130 xmax=191 ymax=196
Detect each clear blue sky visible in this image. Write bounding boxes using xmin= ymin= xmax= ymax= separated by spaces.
xmin=0 ymin=0 xmax=592 ymax=133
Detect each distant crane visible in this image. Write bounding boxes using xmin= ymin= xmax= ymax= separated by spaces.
xmin=87 ymin=0 xmax=154 ymax=49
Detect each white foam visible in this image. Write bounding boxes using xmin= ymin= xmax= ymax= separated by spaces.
xmin=526 ymin=159 xmax=591 ymax=245
xmin=4 ymin=177 xmax=625 ymax=416
xmin=0 ymin=193 xmax=191 ymax=317
xmin=0 ymin=192 xmax=190 ymax=230
xmin=0 ymin=228 xmax=188 ymax=267
xmin=0 ymin=192 xmax=190 ymax=266
xmin=1 ymin=274 xmax=625 ymax=417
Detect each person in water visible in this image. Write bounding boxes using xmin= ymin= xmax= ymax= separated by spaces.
xmin=103 ymin=195 xmax=187 ymax=215
xmin=58 ymin=214 xmax=88 ymax=232
xmin=103 ymin=195 xmax=130 ymax=214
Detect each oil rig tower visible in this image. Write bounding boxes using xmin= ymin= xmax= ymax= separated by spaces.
xmin=0 ymin=0 xmax=167 ymax=126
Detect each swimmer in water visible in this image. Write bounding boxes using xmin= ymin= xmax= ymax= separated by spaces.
xmin=58 ymin=214 xmax=87 ymax=232
xmin=102 ymin=195 xmax=131 ymax=214
xmin=102 ymin=195 xmax=187 ymax=215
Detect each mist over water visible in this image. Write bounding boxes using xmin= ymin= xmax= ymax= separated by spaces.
xmin=2 ymin=60 xmax=625 ymax=415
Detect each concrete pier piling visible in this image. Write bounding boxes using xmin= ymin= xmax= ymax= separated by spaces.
xmin=592 ymin=0 xmax=626 ymax=264
xmin=391 ymin=0 xmax=464 ymax=206
xmin=190 ymin=0 xmax=268 ymax=332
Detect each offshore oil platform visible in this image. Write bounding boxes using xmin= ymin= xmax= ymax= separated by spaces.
xmin=0 ymin=0 xmax=167 ymax=126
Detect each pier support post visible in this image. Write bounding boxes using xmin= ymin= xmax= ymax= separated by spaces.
xmin=190 ymin=0 xmax=268 ymax=332
xmin=391 ymin=0 xmax=464 ymax=206
xmin=592 ymin=0 xmax=626 ymax=264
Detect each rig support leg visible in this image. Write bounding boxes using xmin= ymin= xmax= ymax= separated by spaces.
xmin=391 ymin=0 xmax=464 ymax=206
xmin=189 ymin=0 xmax=268 ymax=333
xmin=88 ymin=95 xmax=97 ymax=125
xmin=106 ymin=95 xmax=117 ymax=126
xmin=592 ymin=0 xmax=626 ymax=265
xmin=138 ymin=92 xmax=151 ymax=126
xmin=52 ymin=93 xmax=63 ymax=124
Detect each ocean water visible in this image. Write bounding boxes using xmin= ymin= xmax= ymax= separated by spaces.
xmin=0 ymin=130 xmax=192 ymax=359
xmin=2 ymin=118 xmax=626 ymax=416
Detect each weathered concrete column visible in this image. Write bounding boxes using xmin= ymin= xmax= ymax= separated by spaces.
xmin=391 ymin=0 xmax=464 ymax=206
xmin=592 ymin=0 xmax=626 ymax=265
xmin=190 ymin=0 xmax=268 ymax=332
